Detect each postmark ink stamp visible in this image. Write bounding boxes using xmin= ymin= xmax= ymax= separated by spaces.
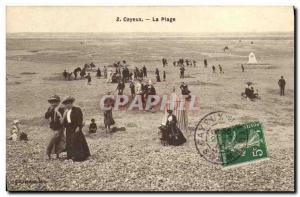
xmin=194 ymin=111 xmax=268 ymax=167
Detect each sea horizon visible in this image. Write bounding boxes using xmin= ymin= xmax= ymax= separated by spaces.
xmin=6 ymin=31 xmax=293 ymax=40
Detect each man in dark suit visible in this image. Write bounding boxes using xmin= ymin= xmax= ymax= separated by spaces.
xmin=142 ymin=65 xmax=147 ymax=77
xmin=204 ymin=59 xmax=208 ymax=68
xmin=116 ymin=80 xmax=125 ymax=95
xmin=63 ymin=70 xmax=67 ymax=80
xmin=62 ymin=96 xmax=90 ymax=161
xmin=180 ymin=66 xmax=185 ymax=78
xmin=278 ymin=76 xmax=286 ymax=96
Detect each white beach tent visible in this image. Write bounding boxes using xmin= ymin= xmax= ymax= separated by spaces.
xmin=247 ymin=52 xmax=257 ymax=64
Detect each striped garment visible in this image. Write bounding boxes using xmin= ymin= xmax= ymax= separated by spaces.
xmin=161 ymin=92 xmax=188 ymax=132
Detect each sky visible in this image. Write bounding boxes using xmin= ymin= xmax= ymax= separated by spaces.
xmin=6 ymin=6 xmax=294 ymax=33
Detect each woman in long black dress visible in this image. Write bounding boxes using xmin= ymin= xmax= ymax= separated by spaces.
xmin=62 ymin=96 xmax=90 ymax=161
xmin=165 ymin=110 xmax=186 ymax=146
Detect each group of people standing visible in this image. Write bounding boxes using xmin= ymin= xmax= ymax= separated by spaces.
xmin=211 ymin=64 xmax=224 ymax=74
xmin=98 ymin=62 xmax=148 ymax=84
xmin=9 ymin=49 xmax=290 ymax=169
xmin=62 ymin=59 xmax=171 ymax=88
xmin=134 ymin=66 xmax=147 ymax=81
xmin=63 ymin=62 xmax=97 ymax=81
xmin=128 ymin=79 xmax=157 ymax=109
xmin=45 ymin=95 xmax=90 ymax=161
xmin=172 ymin=58 xmax=197 ymax=67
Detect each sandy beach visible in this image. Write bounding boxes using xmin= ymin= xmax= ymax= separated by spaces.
xmin=6 ymin=32 xmax=294 ymax=191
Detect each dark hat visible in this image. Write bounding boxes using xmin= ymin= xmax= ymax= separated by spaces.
xmin=48 ymin=95 xmax=60 ymax=103
xmin=61 ymin=96 xmax=75 ymax=104
xmin=91 ymin=118 xmax=95 ymax=122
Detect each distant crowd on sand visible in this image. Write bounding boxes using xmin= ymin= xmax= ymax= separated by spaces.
xmin=15 ymin=58 xmax=193 ymax=162
xmin=8 ymin=56 xmax=287 ymax=162
xmin=62 ymin=58 xmax=201 ymax=84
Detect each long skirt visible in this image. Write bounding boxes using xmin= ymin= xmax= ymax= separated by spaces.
xmin=46 ymin=128 xmax=65 ymax=156
xmin=104 ymin=110 xmax=115 ymax=127
xmin=168 ymin=125 xmax=187 ymax=146
xmin=66 ymin=125 xmax=90 ymax=161
xmin=71 ymin=131 xmax=91 ymax=161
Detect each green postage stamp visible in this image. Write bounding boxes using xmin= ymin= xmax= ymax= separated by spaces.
xmin=216 ymin=121 xmax=269 ymax=167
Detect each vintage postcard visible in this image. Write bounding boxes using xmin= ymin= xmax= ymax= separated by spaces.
xmin=6 ymin=6 xmax=295 ymax=192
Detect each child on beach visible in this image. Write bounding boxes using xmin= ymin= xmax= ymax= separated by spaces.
xmin=8 ymin=120 xmax=28 ymax=141
xmin=88 ymin=119 xmax=97 ymax=133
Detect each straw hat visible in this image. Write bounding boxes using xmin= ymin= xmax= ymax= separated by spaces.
xmin=61 ymin=96 xmax=75 ymax=104
xmin=47 ymin=95 xmax=60 ymax=103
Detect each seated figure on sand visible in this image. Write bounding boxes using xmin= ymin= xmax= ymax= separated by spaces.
xmin=88 ymin=119 xmax=97 ymax=134
xmin=159 ymin=109 xmax=187 ymax=146
xmin=161 ymin=87 xmax=189 ymax=134
xmin=242 ymin=82 xmax=259 ymax=101
xmin=8 ymin=120 xmax=28 ymax=142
